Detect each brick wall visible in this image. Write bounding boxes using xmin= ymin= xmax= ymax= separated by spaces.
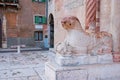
xmin=1 ymin=0 xmax=46 ymax=48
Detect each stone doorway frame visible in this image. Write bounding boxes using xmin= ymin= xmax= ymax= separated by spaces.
xmin=0 ymin=19 xmax=2 ymax=48
xmin=49 ymin=13 xmax=54 ymax=48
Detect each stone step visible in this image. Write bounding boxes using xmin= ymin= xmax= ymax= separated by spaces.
xmin=0 ymin=48 xmax=49 ymax=53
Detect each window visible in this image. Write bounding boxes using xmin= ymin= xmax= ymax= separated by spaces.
xmin=34 ymin=16 xmax=47 ymax=24
xmin=45 ymin=35 xmax=48 ymax=38
xmin=32 ymin=0 xmax=46 ymax=2
xmin=34 ymin=31 xmax=43 ymax=41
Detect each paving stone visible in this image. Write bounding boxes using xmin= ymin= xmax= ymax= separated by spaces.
xmin=34 ymin=67 xmax=46 ymax=80
xmin=0 ymin=69 xmax=10 ymax=79
xmin=0 ymin=51 xmax=55 ymax=80
xmin=0 ymin=68 xmax=37 ymax=79
xmin=28 ymin=76 xmax=42 ymax=80
xmin=9 ymin=77 xmax=23 ymax=80
xmin=10 ymin=68 xmax=37 ymax=78
xmin=0 ymin=79 xmax=8 ymax=80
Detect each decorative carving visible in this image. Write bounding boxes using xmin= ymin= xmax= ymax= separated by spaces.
xmin=56 ymin=16 xmax=113 ymax=56
xmin=86 ymin=22 xmax=113 ymax=55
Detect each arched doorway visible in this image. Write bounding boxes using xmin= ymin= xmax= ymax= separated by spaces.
xmin=0 ymin=19 xmax=2 ymax=48
xmin=49 ymin=14 xmax=54 ymax=48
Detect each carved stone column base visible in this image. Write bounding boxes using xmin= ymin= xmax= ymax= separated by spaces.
xmin=45 ymin=61 xmax=120 ymax=80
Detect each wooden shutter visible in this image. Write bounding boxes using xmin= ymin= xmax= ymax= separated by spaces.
xmin=41 ymin=0 xmax=45 ymax=2
xmin=42 ymin=16 xmax=46 ymax=24
xmin=35 ymin=16 xmax=39 ymax=24
xmin=32 ymin=0 xmax=37 ymax=2
xmin=32 ymin=0 xmax=35 ymax=2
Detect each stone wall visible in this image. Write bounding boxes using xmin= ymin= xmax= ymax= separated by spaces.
xmin=53 ymin=0 xmax=85 ymax=46
xmin=100 ymin=0 xmax=120 ymax=53
xmin=49 ymin=0 xmax=120 ymax=54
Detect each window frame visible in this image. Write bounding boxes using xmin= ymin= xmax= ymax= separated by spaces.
xmin=34 ymin=30 xmax=43 ymax=41
xmin=32 ymin=0 xmax=46 ymax=3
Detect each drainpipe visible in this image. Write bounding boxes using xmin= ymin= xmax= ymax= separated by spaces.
xmin=46 ymin=0 xmax=48 ymax=20
xmin=46 ymin=0 xmax=49 ymax=48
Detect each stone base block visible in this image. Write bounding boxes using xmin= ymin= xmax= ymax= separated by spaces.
xmin=45 ymin=62 xmax=120 ymax=80
xmin=97 ymin=54 xmax=113 ymax=63
xmin=55 ymin=54 xmax=88 ymax=66
xmin=55 ymin=54 xmax=113 ymax=66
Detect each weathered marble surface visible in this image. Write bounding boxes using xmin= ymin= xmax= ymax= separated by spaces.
xmin=45 ymin=61 xmax=120 ymax=80
xmin=55 ymin=16 xmax=113 ymax=66
xmin=55 ymin=54 xmax=113 ymax=66
xmin=86 ymin=21 xmax=113 ymax=55
xmin=49 ymin=0 xmax=120 ymax=57
xmin=56 ymin=16 xmax=113 ymax=57
xmin=100 ymin=0 xmax=120 ymax=53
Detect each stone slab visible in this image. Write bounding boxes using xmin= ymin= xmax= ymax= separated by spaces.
xmin=45 ymin=61 xmax=120 ymax=80
xmin=0 ymin=68 xmax=37 ymax=79
xmin=34 ymin=67 xmax=46 ymax=80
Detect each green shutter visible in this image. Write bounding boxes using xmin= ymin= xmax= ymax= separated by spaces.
xmin=32 ymin=0 xmax=35 ymax=2
xmin=41 ymin=0 xmax=45 ymax=2
xmin=42 ymin=16 xmax=46 ymax=24
xmin=32 ymin=0 xmax=38 ymax=2
xmin=35 ymin=16 xmax=39 ymax=24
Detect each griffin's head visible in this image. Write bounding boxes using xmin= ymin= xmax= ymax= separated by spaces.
xmin=61 ymin=16 xmax=80 ymax=30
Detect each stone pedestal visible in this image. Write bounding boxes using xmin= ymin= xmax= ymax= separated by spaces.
xmin=45 ymin=54 xmax=116 ymax=80
xmin=45 ymin=61 xmax=120 ymax=80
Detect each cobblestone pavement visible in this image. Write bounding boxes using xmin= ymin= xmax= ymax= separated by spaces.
xmin=0 ymin=51 xmax=55 ymax=80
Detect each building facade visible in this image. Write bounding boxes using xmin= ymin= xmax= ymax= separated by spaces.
xmin=0 ymin=0 xmax=48 ymax=48
xmin=48 ymin=0 xmax=120 ymax=60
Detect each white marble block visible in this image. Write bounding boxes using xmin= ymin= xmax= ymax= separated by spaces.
xmin=45 ymin=62 xmax=88 ymax=80
xmin=88 ymin=55 xmax=98 ymax=64
xmin=55 ymin=54 xmax=88 ymax=66
xmin=45 ymin=62 xmax=120 ymax=80
xmin=97 ymin=54 xmax=113 ymax=64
